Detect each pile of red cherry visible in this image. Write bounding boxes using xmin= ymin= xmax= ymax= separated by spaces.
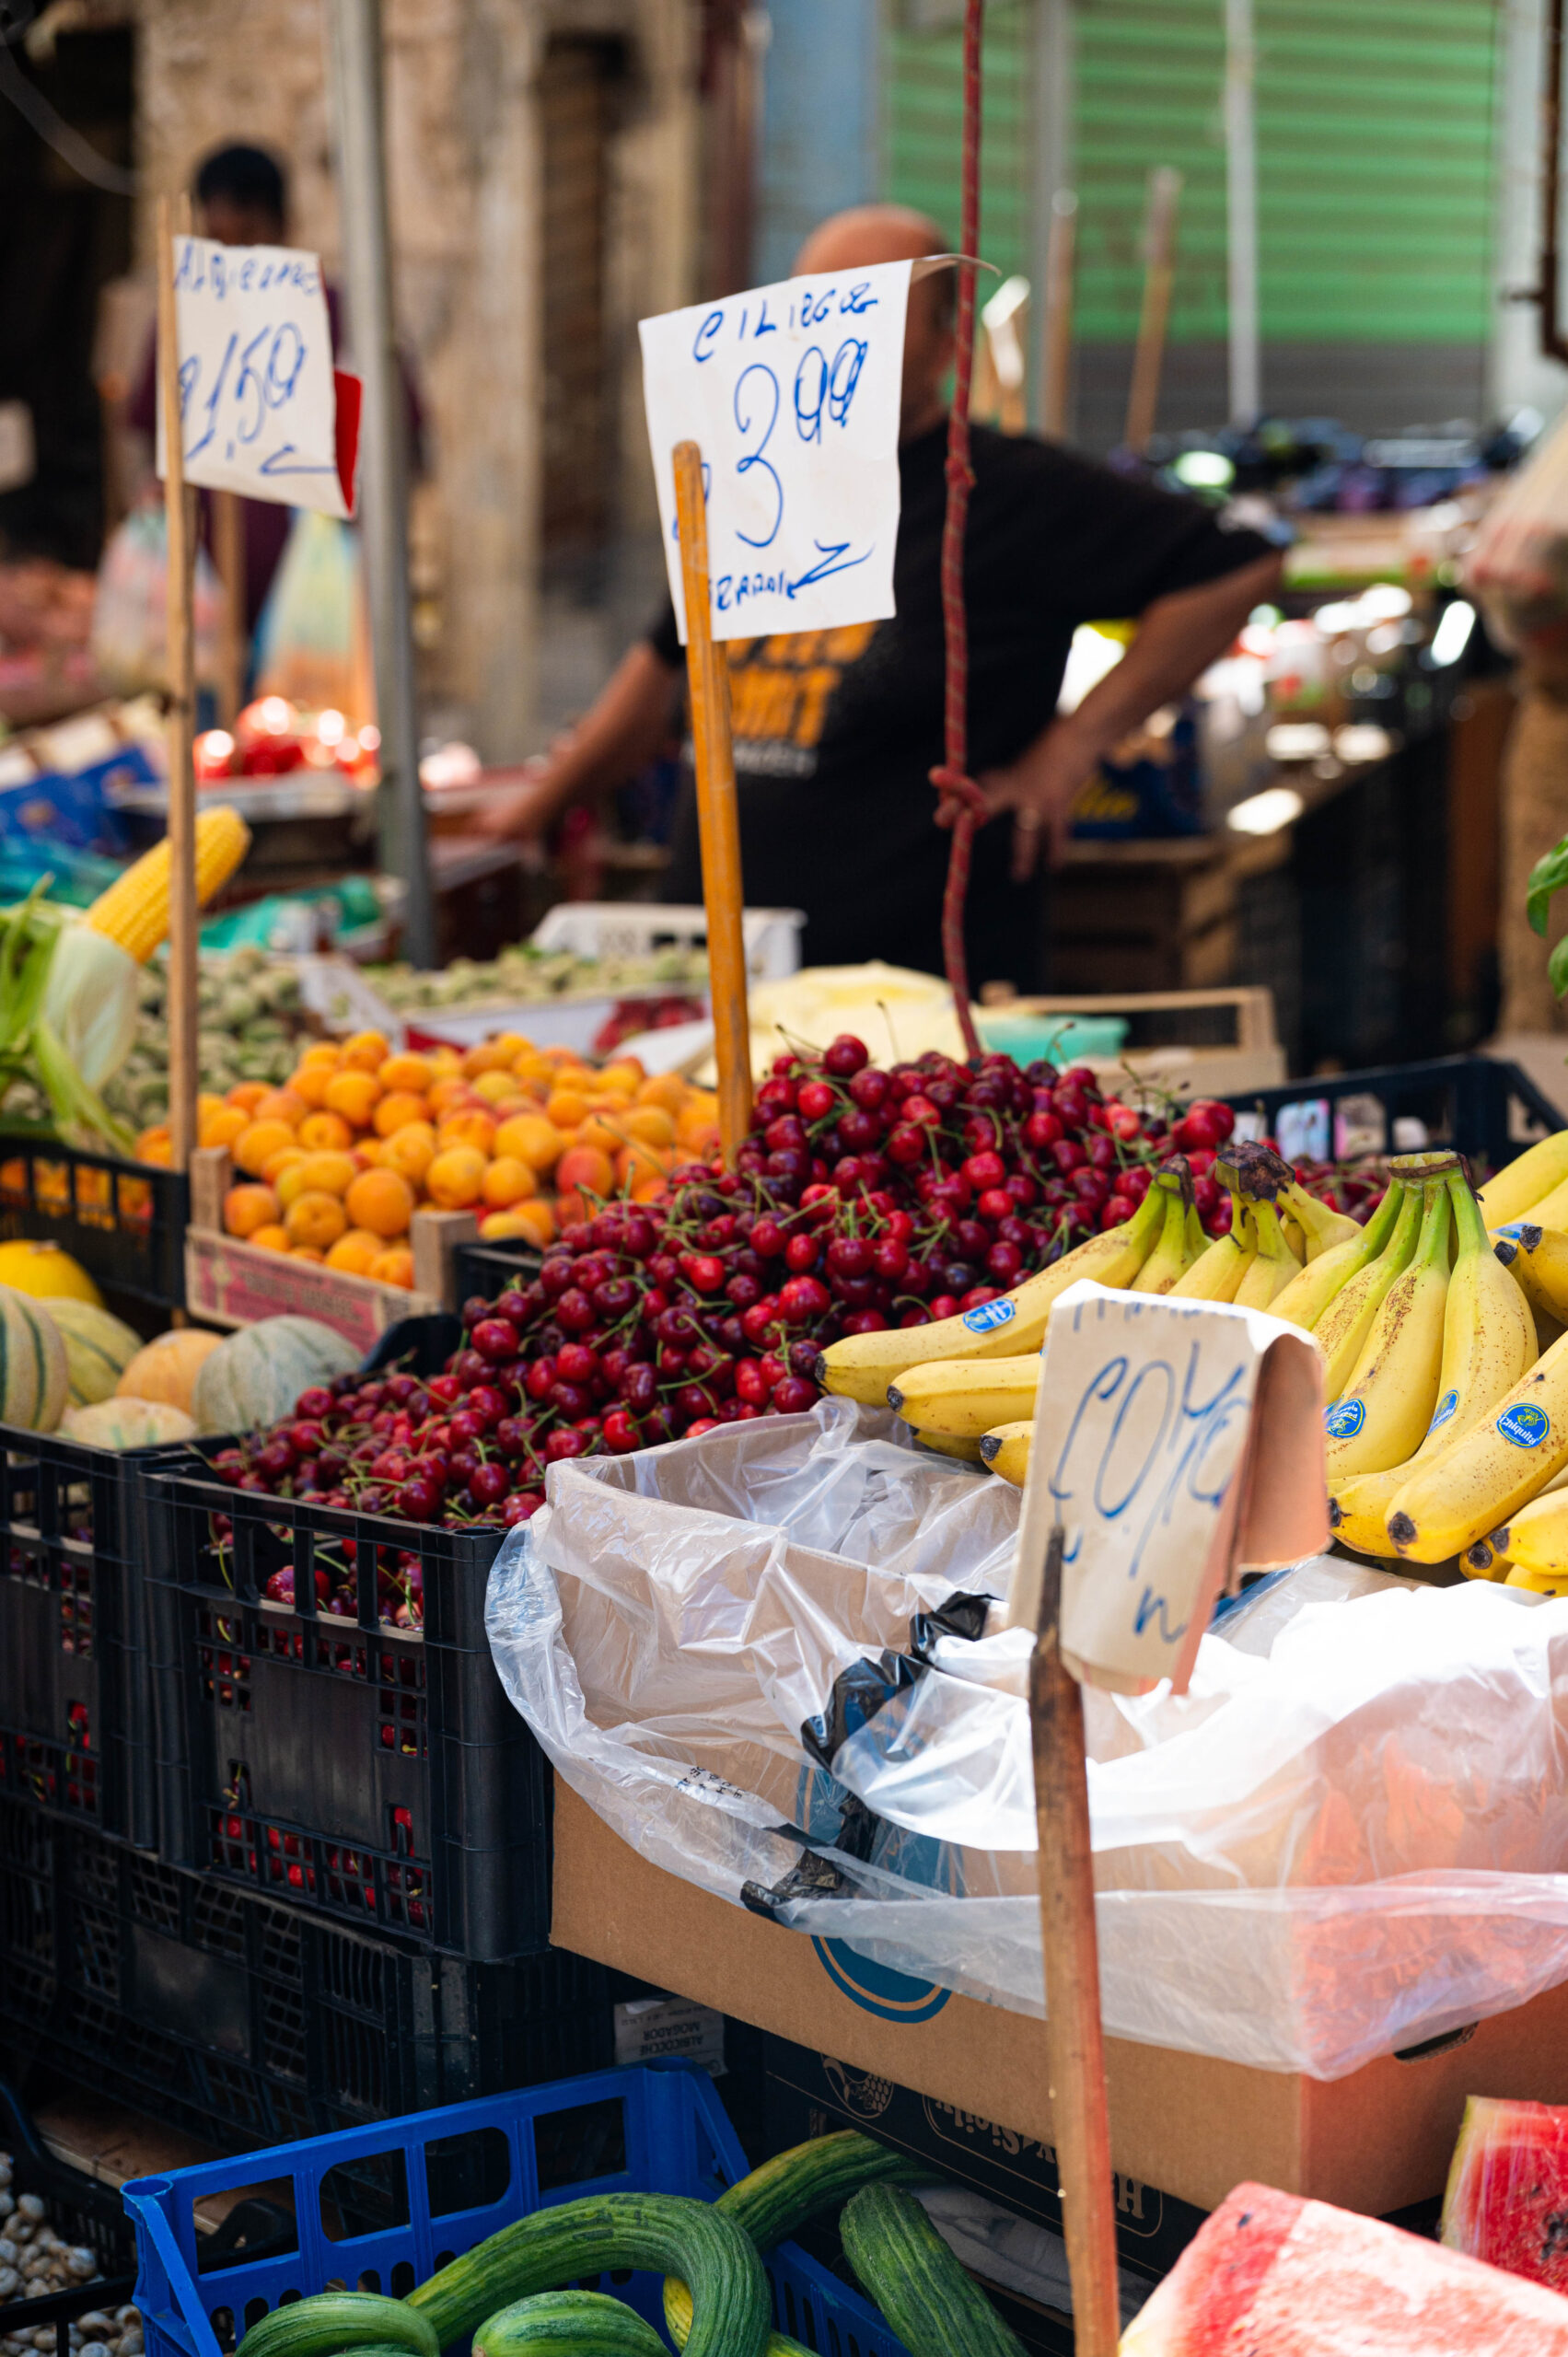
xmin=213 ymin=1038 xmax=1242 ymax=1572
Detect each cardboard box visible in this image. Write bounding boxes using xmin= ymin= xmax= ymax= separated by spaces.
xmin=552 ymin=1779 xmax=1568 ymax=2219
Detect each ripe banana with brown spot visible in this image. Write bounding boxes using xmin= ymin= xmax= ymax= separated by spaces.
xmin=979 ymin=1421 xmax=1031 ymax=1486
xmin=889 ymin=1354 xmax=1040 ymax=1439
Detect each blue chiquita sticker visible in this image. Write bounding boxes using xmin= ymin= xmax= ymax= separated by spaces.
xmin=1426 ymin=1387 xmax=1459 ymax=1438
xmin=961 ymin=1297 xmax=1016 ymax=1335
xmin=1325 ymin=1398 xmax=1365 ymax=1440
xmin=1497 ymin=1401 xmax=1550 ymax=1450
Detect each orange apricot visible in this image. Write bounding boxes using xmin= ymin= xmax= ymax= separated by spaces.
xmin=322 ymin=1069 xmax=382 ymax=1127
xmin=636 ymin=1072 xmax=688 ymax=1112
xmin=379 ymin=1122 xmax=437 ymax=1185
xmin=494 ymin=1113 xmax=565 ymax=1173
xmin=226 ymin=1082 xmax=270 ymax=1114
xmin=482 ymin=1155 xmax=536 ymax=1210
xmin=379 ymin=1051 xmax=434 ymax=1094
xmin=289 ymin=1246 xmax=326 ymax=1263
xmin=481 ymin=1201 xmax=556 ymax=1247
xmin=555 ymin=1143 xmax=615 ymax=1200
xmin=424 ymin=1145 xmax=487 ymax=1210
xmin=200 ymin=1105 xmax=250 ymax=1152
xmin=297 ymin=1109 xmax=354 ymax=1153
xmin=261 ymin=1145 xmax=308 ymax=1188
xmin=368 ymin=1245 xmax=415 ymax=1288
xmin=296 ymin=1149 xmax=357 ymax=1197
xmin=250 ymin=1223 xmax=290 ymax=1254
xmin=437 ymin=1108 xmax=496 ymax=1157
xmin=325 ymin=1227 xmax=383 ymax=1275
xmin=287 ymin=1063 xmax=334 ymax=1109
xmin=233 ymin=1117 xmax=299 ymax=1178
xmin=373 ymin=1090 xmax=430 ymax=1139
xmin=339 ymin=1029 xmax=390 ymax=1072
xmin=285 ymin=1191 xmax=348 ymax=1251
xmin=252 ymin=1087 xmax=308 ymax=1127
xmin=623 ymin=1104 xmax=676 ymax=1148
xmin=224 ymin=1182 xmax=279 ymax=1238
xmin=545 ymin=1087 xmax=590 ymax=1132
xmin=345 ymin=1167 xmax=416 ymax=1238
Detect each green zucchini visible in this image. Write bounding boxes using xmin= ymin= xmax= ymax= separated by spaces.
xmin=664 ymin=2131 xmax=932 ymax=2357
xmin=472 ymin=2293 xmax=664 ymax=2357
xmin=407 ymin=2193 xmax=767 ymax=2357
xmin=237 ymin=2294 xmax=439 ymax=2357
xmin=842 ymin=2184 xmax=1026 ymax=2357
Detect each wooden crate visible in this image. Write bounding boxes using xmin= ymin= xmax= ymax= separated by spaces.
xmin=1048 ymin=830 xmax=1286 ymax=996
xmin=185 ymin=1147 xmax=476 ymax=1353
xmin=980 ymin=983 xmax=1286 ymax=1099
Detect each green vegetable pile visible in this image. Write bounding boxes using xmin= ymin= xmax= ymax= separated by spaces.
xmin=230 ymin=2132 xmax=1027 ymax=2357
xmin=364 ymin=940 xmax=707 ymax=1014
xmin=98 ymin=946 xmax=302 ymax=1132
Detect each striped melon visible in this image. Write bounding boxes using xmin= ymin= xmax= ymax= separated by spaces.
xmin=0 ymin=1284 xmax=69 ymax=1432
xmin=47 ymin=1298 xmax=143 ymax=1410
xmin=62 ymin=1398 xmax=197 ymax=1449
xmin=117 ymin=1328 xmax=222 ymax=1416
xmin=192 ymin=1316 xmax=359 ymax=1434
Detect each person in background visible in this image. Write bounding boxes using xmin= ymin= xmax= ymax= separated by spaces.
xmin=477 ymin=203 xmax=1283 ymax=990
xmin=126 ymin=142 xmax=423 ymax=646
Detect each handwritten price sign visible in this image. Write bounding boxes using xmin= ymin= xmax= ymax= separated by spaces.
xmin=157 ymin=238 xmax=356 ymax=517
xmin=1005 ymin=1282 xmax=1327 ymax=1694
xmin=640 ymin=259 xmax=911 ymax=643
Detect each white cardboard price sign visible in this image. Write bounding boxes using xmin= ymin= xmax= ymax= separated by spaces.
xmin=1005 ymin=1281 xmax=1328 ymax=1694
xmin=157 ymin=238 xmax=358 ymax=517
xmin=640 ymin=259 xmax=911 ymax=644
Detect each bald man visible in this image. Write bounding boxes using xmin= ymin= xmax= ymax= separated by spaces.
xmin=479 ymin=205 xmax=1282 ymax=986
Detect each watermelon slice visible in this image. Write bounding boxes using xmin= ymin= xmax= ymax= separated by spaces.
xmin=1442 ymin=2095 xmax=1568 ymax=2293
xmin=1121 ymin=2180 xmax=1568 ymax=2352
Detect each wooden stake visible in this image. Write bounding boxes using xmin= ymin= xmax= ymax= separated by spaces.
xmin=157 ymin=192 xmax=200 ymax=1178
xmin=1031 ymin=1524 xmax=1121 ymax=2357
xmin=213 ymin=488 xmax=246 ymax=726
xmin=1123 ymin=167 xmax=1182 ymax=455
xmin=1040 ymin=190 xmax=1076 ymax=442
xmin=672 ymin=439 xmax=752 ymax=1162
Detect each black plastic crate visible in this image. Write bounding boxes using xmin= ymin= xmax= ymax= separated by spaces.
xmin=142 ymin=1457 xmax=549 ymax=1959
xmin=1225 ymin=1054 xmax=1567 ymax=1177
xmin=450 ymin=1237 xmax=541 ymax=1314
xmin=0 ymin=1804 xmax=611 ymax=2151
xmin=0 ymin=1429 xmax=192 ymax=1851
xmin=0 ymin=1144 xmax=187 ymax=1312
xmin=0 ymin=2075 xmax=141 ymax=2356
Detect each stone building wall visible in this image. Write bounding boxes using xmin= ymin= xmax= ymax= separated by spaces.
xmin=132 ymin=0 xmax=698 ymax=756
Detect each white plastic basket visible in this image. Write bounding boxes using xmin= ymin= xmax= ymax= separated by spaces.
xmin=528 ymin=900 xmax=805 ymax=980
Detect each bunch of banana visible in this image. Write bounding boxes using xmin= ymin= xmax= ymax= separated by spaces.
xmin=1331 ymin=1165 xmax=1538 ymax=1555
xmin=818 ymin=1152 xmax=1199 ymax=1411
xmin=879 ymin=1157 xmax=1202 ymax=1453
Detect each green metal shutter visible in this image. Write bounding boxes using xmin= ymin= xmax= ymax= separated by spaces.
xmin=882 ymin=0 xmax=1502 ymax=379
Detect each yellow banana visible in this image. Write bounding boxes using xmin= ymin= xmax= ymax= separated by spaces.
xmin=1313 ymin=1183 xmax=1422 ymax=1399
xmin=1233 ymin=1198 xmax=1303 ymax=1310
xmin=1171 ymin=1158 xmax=1250 ymax=1301
xmin=1501 ymin=1167 xmax=1568 ymax=1239
xmin=1184 ymin=1203 xmax=1207 ymax=1262
xmin=1504 ymin=1560 xmax=1568 ymax=1594
xmin=1282 ymin=1180 xmax=1363 ymax=1260
xmin=1269 ymin=1181 xmax=1400 ymax=1334
xmin=1492 ymin=1487 xmax=1568 ymax=1582
xmin=1129 ymin=1167 xmax=1196 ymax=1296
xmin=912 ymin=1428 xmax=985 ymax=1465
xmin=1493 ymin=1222 xmax=1568 ymax=1326
xmin=1329 ymin=1171 xmax=1537 ymax=1554
xmin=889 ymin=1353 xmax=1040 ymax=1439
xmin=1477 ymin=1127 xmax=1568 ymax=1229
xmin=1473 ymin=1457 xmax=1568 ymax=1579
xmin=1323 ymin=1179 xmax=1451 ymax=1480
xmin=817 ymin=1180 xmax=1167 ymax=1404
xmin=1387 ymin=1324 xmax=1568 ymax=1563
xmin=979 ymin=1421 xmax=1031 ymax=1486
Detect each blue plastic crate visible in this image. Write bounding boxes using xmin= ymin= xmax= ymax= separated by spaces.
xmin=123 ymin=2063 xmax=905 ymax=2357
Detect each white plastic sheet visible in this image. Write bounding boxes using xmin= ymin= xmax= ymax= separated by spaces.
xmin=485 ymin=1399 xmax=1568 ymax=2079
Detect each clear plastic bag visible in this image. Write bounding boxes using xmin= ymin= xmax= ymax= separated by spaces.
xmin=91 ymin=503 xmax=220 ymax=691
xmin=486 ymin=1399 xmax=1568 ymax=2079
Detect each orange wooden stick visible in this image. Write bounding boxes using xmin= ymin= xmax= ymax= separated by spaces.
xmin=1032 ymin=1524 xmax=1121 ymax=2356
xmin=157 ymin=190 xmax=199 ymax=1177
xmin=673 ymin=440 xmax=752 ymax=1163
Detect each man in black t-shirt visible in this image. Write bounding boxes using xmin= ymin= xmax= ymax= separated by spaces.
xmin=477 ymin=204 xmax=1282 ymax=987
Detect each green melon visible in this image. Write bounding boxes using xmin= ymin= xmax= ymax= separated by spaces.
xmin=0 ymin=1283 xmax=69 ymax=1432
xmin=192 ymin=1314 xmax=359 ymax=1434
xmin=62 ymin=1398 xmax=197 ymax=1450
xmin=46 ymin=1297 xmax=143 ymax=1409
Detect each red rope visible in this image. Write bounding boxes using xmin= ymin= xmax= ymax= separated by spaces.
xmin=931 ymin=0 xmax=986 ymax=1063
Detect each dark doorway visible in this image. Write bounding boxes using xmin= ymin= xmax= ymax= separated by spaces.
xmin=539 ymin=33 xmax=628 ymax=578
xmin=0 ymin=25 xmax=134 ymax=567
